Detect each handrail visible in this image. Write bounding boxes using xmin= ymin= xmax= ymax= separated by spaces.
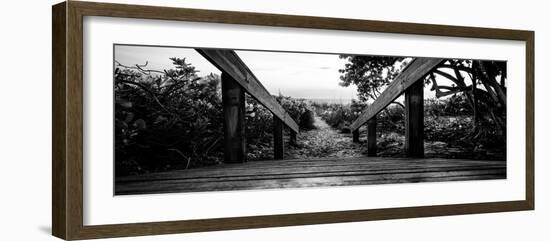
xmin=349 ymin=57 xmax=444 ymax=131
xmin=196 ymin=49 xmax=300 ymax=133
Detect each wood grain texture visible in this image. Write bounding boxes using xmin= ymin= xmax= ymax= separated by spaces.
xmin=75 ymin=200 xmax=531 ymax=240
xmin=52 ymin=1 xmax=535 ymax=240
xmin=525 ymin=32 xmax=535 ymax=209
xmin=352 ymin=129 xmax=359 ymax=143
xmin=52 ymin=2 xmax=67 ymax=239
xmin=289 ymin=131 xmax=297 ymax=146
xmin=367 ymin=117 xmax=377 ymax=157
xmin=221 ymin=72 xmax=247 ymax=163
xmin=405 ymin=80 xmax=424 ymax=157
xmin=350 ymin=58 xmax=443 ymax=131
xmin=67 ymin=2 xmax=85 ymax=239
xmin=197 ymin=49 xmax=300 ymax=133
xmin=117 ymin=158 xmax=503 ymax=181
xmin=273 ymin=118 xmax=284 ymax=159
xmin=115 ymin=157 xmax=506 ymax=194
xmin=69 ymin=1 xmax=533 ymax=40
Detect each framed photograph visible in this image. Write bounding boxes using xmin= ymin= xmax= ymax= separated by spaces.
xmin=52 ymin=1 xmax=534 ymax=240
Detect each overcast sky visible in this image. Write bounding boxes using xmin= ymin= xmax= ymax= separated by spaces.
xmin=114 ymin=45 xmax=459 ymax=101
xmin=115 ymin=45 xmax=358 ymax=100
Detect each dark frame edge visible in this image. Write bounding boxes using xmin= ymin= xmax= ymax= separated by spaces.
xmin=66 ymin=0 xmax=86 ymax=240
xmin=52 ymin=1 xmax=68 ymax=240
xmin=52 ymin=1 xmax=536 ymax=240
xmin=53 ymin=1 xmax=87 ymax=240
xmin=525 ymin=31 xmax=535 ymax=210
xmin=74 ymin=200 xmax=532 ymax=240
xmin=71 ymin=0 xmax=534 ymax=40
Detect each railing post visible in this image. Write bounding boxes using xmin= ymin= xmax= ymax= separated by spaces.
xmin=367 ymin=116 xmax=377 ymax=157
xmin=289 ymin=131 xmax=297 ymax=146
xmin=221 ymin=72 xmax=246 ymax=163
xmin=352 ymin=129 xmax=360 ymax=143
xmin=273 ymin=117 xmax=284 ymax=160
xmin=405 ymin=80 xmax=424 ymax=158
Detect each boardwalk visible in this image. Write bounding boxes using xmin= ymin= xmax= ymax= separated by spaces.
xmin=112 ymin=55 xmax=506 ymax=196
xmin=115 ymin=157 xmax=506 ymax=195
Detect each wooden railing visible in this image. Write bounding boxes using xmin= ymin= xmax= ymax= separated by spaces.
xmin=350 ymin=58 xmax=444 ymax=157
xmin=195 ymin=49 xmax=443 ymax=162
xmin=196 ymin=49 xmax=299 ymax=163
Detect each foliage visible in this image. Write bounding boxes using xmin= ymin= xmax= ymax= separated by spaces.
xmin=338 ymin=56 xmax=507 ymax=136
xmin=314 ymin=94 xmax=504 ymax=150
xmin=424 ymin=94 xmax=472 ymax=116
xmin=275 ymin=95 xmax=316 ymax=130
xmin=338 ymin=55 xmax=407 ymax=102
xmin=114 ymin=58 xmax=224 ymax=176
xmin=313 ymin=99 xmax=404 ymax=134
xmin=312 ymin=99 xmax=365 ymax=132
xmin=114 ymin=59 xmax=313 ymax=176
xmin=312 ymin=103 xmax=348 ymax=130
xmin=243 ymin=96 xmax=276 ymax=161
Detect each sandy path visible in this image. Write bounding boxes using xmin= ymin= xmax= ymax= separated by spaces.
xmin=285 ymin=115 xmax=367 ymax=159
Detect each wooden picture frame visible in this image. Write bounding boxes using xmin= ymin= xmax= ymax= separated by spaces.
xmin=52 ymin=1 xmax=534 ymax=240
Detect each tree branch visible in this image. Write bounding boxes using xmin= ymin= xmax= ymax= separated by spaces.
xmin=438 ymin=64 xmax=471 ymax=73
xmin=478 ymin=62 xmax=507 ymax=106
xmin=115 ymin=60 xmax=165 ymax=75
xmin=115 ymin=77 xmax=174 ymax=116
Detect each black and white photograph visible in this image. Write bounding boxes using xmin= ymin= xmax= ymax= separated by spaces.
xmin=1 ymin=0 xmax=543 ymax=240
xmin=113 ymin=44 xmax=507 ymax=195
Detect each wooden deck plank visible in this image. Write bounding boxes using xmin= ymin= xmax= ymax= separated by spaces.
xmin=117 ymin=172 xmax=504 ymax=194
xmin=117 ymin=159 xmax=502 ymax=181
xmin=118 ymin=162 xmax=503 ymax=182
xmin=118 ymin=166 xmax=504 ymax=184
xmin=115 ymin=157 xmax=505 ymax=195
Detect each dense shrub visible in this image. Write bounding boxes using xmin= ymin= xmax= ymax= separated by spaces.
xmin=313 ymin=100 xmax=404 ymax=134
xmin=299 ymin=110 xmax=316 ymax=130
xmin=425 ymin=94 xmax=472 ymax=116
xmin=114 ymin=58 xmax=313 ymax=176
xmin=312 ymin=99 xmax=365 ymax=132
xmin=313 ymin=94 xmax=503 ymax=149
xmin=114 ymin=59 xmax=224 ymax=176
xmin=275 ymin=95 xmax=316 ymax=130
xmin=424 ymin=115 xmax=473 ymax=143
xmin=377 ymin=105 xmax=405 ymax=134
